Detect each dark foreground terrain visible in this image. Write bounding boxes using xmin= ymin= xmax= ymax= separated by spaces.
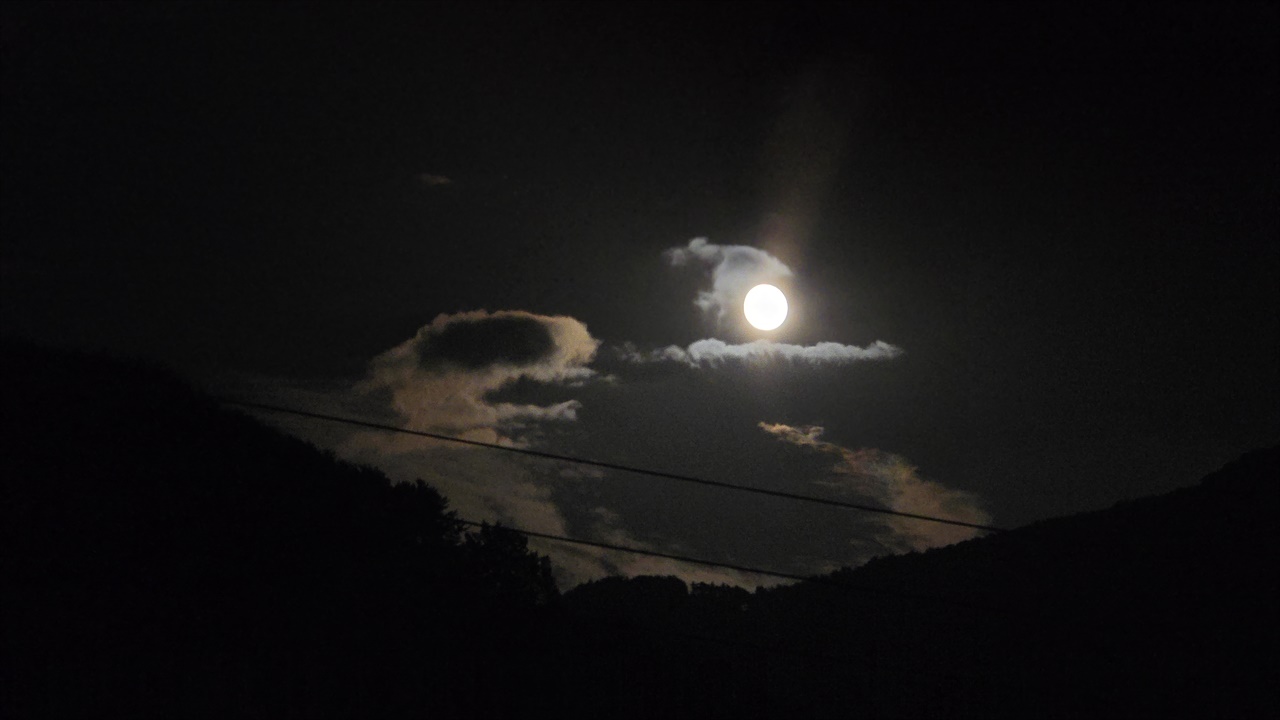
xmin=3 ymin=342 xmax=1276 ymax=717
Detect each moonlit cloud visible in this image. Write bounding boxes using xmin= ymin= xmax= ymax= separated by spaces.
xmin=350 ymin=438 xmax=572 ymax=538
xmin=665 ymin=237 xmax=793 ymax=320
xmin=356 ymin=309 xmax=598 ymax=446
xmin=644 ymin=237 xmax=906 ymax=369
xmin=617 ymin=338 xmax=903 ymax=366
xmin=337 ymin=308 xmax=769 ymax=592
xmin=333 ymin=309 xmax=603 ymax=575
xmin=251 ymin=272 xmax=910 ymax=591
xmin=759 ymin=423 xmax=993 ymax=552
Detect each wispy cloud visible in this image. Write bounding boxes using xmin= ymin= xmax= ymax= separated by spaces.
xmin=665 ymin=237 xmax=793 ymax=321
xmin=759 ymin=423 xmax=992 ymax=552
xmin=618 ymin=338 xmax=903 ymax=367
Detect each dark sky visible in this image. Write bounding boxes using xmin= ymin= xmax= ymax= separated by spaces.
xmin=4 ymin=2 xmax=1277 ymax=585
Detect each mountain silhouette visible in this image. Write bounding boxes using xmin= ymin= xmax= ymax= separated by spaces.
xmin=739 ymin=442 xmax=1280 ymax=717
xmin=2 ymin=341 xmax=557 ymax=717
xmin=3 ymin=340 xmax=1275 ymax=718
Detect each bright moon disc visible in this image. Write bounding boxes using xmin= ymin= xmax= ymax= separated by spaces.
xmin=744 ymin=284 xmax=788 ymax=330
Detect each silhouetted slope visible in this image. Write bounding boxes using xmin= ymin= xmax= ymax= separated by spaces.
xmin=740 ymin=445 xmax=1280 ymax=717
xmin=2 ymin=342 xmax=556 ymax=718
xmin=547 ymin=447 xmax=1279 ymax=719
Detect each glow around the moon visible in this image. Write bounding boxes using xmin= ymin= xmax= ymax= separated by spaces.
xmin=743 ymin=284 xmax=788 ymax=330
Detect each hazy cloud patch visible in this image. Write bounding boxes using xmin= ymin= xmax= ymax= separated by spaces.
xmin=760 ymin=423 xmax=992 ymax=552
xmin=665 ymin=237 xmax=793 ymax=320
xmin=537 ymin=503 xmax=784 ymax=590
xmin=618 ymin=338 xmax=903 ymax=367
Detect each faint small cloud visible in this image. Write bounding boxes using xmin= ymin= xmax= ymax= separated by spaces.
xmin=418 ymin=173 xmax=453 ymax=187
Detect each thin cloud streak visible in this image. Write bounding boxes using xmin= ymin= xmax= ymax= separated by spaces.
xmin=617 ymin=338 xmax=903 ymax=366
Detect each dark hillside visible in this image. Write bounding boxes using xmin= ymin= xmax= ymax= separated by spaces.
xmin=550 ymin=447 xmax=1279 ymax=718
xmin=2 ymin=342 xmax=556 ymax=717
xmin=670 ymin=445 xmax=1279 ymax=718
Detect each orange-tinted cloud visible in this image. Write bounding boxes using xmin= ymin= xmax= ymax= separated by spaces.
xmin=759 ymin=422 xmax=993 ymax=552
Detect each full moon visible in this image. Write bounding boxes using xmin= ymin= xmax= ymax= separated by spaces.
xmin=743 ymin=284 xmax=788 ymax=330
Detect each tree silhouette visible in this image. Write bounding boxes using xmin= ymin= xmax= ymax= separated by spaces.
xmin=463 ymin=522 xmax=559 ymax=607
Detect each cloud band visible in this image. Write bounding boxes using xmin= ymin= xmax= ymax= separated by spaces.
xmin=618 ymin=338 xmax=903 ymax=366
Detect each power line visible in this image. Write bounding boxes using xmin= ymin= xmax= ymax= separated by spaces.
xmin=217 ymin=398 xmax=1195 ymax=649
xmin=224 ymin=399 xmax=1007 ymax=533
xmin=220 ymin=399 xmax=1005 ymax=612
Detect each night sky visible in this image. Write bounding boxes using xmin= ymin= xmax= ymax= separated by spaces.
xmin=4 ymin=2 xmax=1277 ymax=586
